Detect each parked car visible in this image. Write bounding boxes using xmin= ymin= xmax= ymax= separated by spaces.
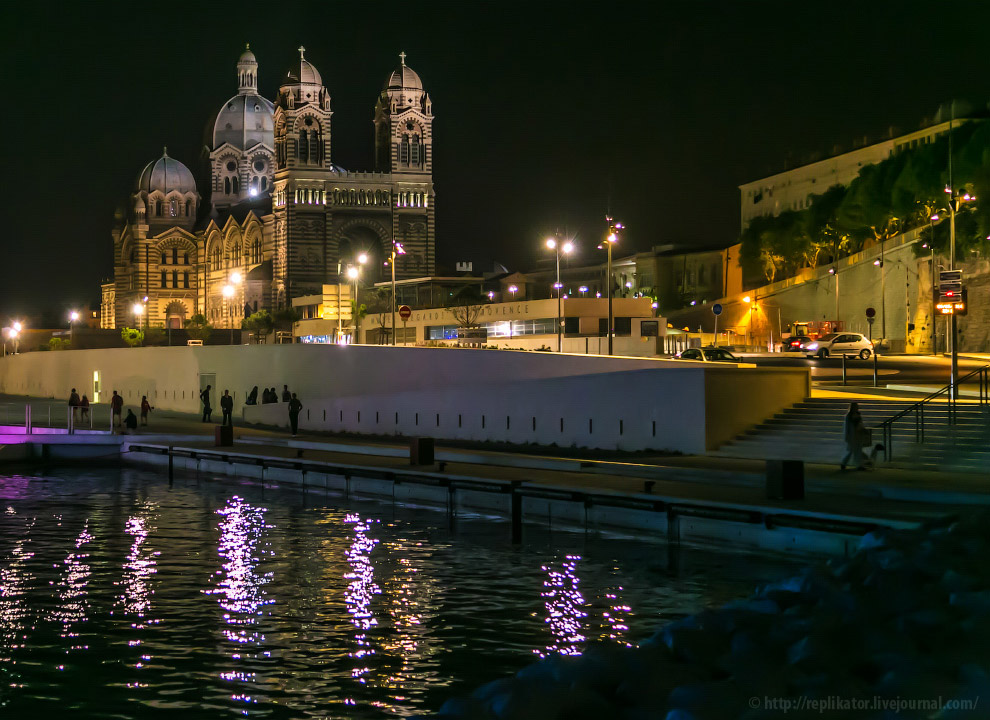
xmin=799 ymin=332 xmax=874 ymax=359
xmin=674 ymin=347 xmax=741 ymax=362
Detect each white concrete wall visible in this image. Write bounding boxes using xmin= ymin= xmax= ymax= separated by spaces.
xmin=0 ymin=345 xmax=808 ymax=454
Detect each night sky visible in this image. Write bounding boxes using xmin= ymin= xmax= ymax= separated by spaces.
xmin=5 ymin=1 xmax=990 ymax=322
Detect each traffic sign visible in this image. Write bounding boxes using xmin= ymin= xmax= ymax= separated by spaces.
xmin=865 ymin=307 xmax=876 ymax=318
xmin=712 ymin=303 xmax=723 ymax=316
xmin=398 ymin=305 xmax=412 ymax=321
xmin=937 ymin=287 xmax=967 ymax=316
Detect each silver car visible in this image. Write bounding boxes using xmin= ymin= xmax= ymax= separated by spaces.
xmin=804 ymin=332 xmax=874 ymax=359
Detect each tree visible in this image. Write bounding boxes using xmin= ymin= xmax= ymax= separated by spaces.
xmin=121 ymin=327 xmax=144 ymax=347
xmin=242 ymin=309 xmax=274 ymax=344
xmin=364 ymin=287 xmax=393 ymax=344
xmin=184 ymin=314 xmax=212 ymax=343
xmin=48 ymin=337 xmax=70 ymax=351
xmin=446 ymin=285 xmax=485 ymax=328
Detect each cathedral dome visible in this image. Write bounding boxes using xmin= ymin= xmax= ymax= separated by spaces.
xmin=239 ymin=46 xmax=257 ymax=64
xmin=213 ymin=93 xmax=275 ymax=150
xmin=285 ymin=46 xmax=322 ymax=86
xmin=386 ymin=62 xmax=423 ymax=91
xmin=136 ymin=150 xmax=197 ymax=195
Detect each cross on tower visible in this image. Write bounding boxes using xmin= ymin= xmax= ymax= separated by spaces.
xmin=298 ymin=45 xmax=306 ymax=59
xmin=399 ymin=51 xmax=406 ymax=66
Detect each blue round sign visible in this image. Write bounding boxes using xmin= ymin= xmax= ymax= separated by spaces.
xmin=712 ymin=303 xmax=723 ymax=316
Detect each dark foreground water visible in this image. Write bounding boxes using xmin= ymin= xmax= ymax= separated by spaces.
xmin=0 ymin=467 xmax=801 ymax=718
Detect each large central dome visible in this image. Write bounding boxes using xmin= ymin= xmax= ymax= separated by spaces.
xmin=213 ymin=94 xmax=275 ymax=151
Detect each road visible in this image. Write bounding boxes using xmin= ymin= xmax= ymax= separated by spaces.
xmin=747 ymin=354 xmax=987 ymax=387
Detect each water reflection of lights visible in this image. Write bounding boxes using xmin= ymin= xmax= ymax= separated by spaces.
xmin=536 ymin=554 xmax=587 ymax=657
xmin=344 ymin=513 xmax=381 ymax=683
xmin=204 ymin=496 xmax=273 ymax=711
xmin=0 ymin=519 xmax=36 ymax=663
xmin=49 ymin=523 xmax=95 ymax=649
xmin=603 ymin=585 xmax=633 ymax=646
xmin=116 ymin=509 xmax=161 ymax=621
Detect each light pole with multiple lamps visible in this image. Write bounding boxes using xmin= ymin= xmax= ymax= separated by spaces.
xmin=545 ymin=235 xmax=574 ymax=352
xmin=601 ymin=217 xmax=623 ymax=355
xmin=222 ymin=271 xmax=243 ymax=345
xmin=346 ymin=252 xmax=367 ymax=344
xmin=387 ymin=241 xmax=406 ymax=346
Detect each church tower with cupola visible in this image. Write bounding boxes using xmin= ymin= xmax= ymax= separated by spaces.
xmin=210 ymin=45 xmax=275 ymax=208
xmin=272 ymin=46 xmax=336 ymax=303
xmin=374 ymin=52 xmax=436 ymax=277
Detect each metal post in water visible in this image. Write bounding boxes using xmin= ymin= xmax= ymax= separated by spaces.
xmin=511 ymin=484 xmax=522 ymax=544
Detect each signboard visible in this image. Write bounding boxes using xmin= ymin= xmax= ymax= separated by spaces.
xmin=937 ymin=288 xmax=967 ymax=315
xmin=456 ymin=327 xmax=487 ymax=347
xmin=939 ymin=269 xmax=963 ymax=292
xmin=398 ymin=305 xmax=412 ymax=321
xmin=712 ymin=303 xmax=723 ymax=316
xmin=865 ymin=307 xmax=876 ymax=318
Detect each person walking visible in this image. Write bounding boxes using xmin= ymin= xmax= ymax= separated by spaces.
xmin=200 ymin=385 xmax=213 ymax=423
xmin=287 ymin=392 xmax=302 ymax=437
xmin=282 ymin=384 xmax=291 ymax=402
xmin=840 ymin=402 xmax=883 ymax=471
xmin=110 ymin=390 xmax=123 ymax=429
xmin=220 ymin=389 xmax=234 ymax=427
xmin=80 ymin=395 xmax=90 ymax=424
xmin=140 ymin=395 xmax=153 ymax=426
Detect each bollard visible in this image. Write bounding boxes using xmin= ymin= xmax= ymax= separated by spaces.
xmin=168 ymin=446 xmax=174 ymax=485
xmin=24 ymin=405 xmax=31 ymax=435
xmin=873 ymin=349 xmax=879 ymax=388
xmin=841 ymin=354 xmax=847 ymax=386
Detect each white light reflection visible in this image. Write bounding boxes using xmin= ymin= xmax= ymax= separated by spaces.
xmin=48 ymin=522 xmax=94 ymax=650
xmin=0 ymin=519 xmax=36 ymax=666
xmin=602 ymin=583 xmax=633 ymax=647
xmin=344 ymin=513 xmax=381 ymax=684
xmin=536 ymin=554 xmax=587 ymax=657
xmin=203 ymin=496 xmax=273 ymax=712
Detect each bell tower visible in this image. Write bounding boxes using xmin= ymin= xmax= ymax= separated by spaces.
xmin=374 ymin=52 xmax=433 ymax=175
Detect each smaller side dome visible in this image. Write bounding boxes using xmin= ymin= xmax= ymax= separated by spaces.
xmin=383 ymin=52 xmax=427 ymax=109
xmin=136 ymin=148 xmax=198 ymax=196
xmin=238 ymin=43 xmax=259 ymax=94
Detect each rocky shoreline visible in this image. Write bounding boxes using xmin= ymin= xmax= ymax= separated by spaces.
xmin=434 ymin=513 xmax=989 ymax=719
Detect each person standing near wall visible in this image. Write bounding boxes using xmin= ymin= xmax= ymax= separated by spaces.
xmin=282 ymin=384 xmax=291 ymax=402
xmin=287 ymin=393 xmax=302 ymax=437
xmin=110 ymin=390 xmax=123 ymax=429
xmin=140 ymin=395 xmax=153 ymax=426
xmin=220 ymin=390 xmax=233 ymax=427
xmin=200 ymin=385 xmax=213 ymax=423
xmin=68 ymin=387 xmax=80 ymax=424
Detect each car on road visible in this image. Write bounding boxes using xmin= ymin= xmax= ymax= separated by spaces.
xmin=674 ymin=347 xmax=742 ymax=362
xmin=794 ymin=332 xmax=874 ymax=359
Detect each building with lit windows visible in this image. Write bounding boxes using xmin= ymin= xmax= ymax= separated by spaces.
xmin=103 ymin=45 xmax=436 ymax=330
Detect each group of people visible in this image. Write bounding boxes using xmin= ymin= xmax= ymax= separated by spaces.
xmin=244 ymin=384 xmax=292 ymax=405
xmin=67 ymin=388 xmax=92 ymax=424
xmin=203 ymin=384 xmax=302 ymax=434
xmin=94 ymin=389 xmax=153 ymax=433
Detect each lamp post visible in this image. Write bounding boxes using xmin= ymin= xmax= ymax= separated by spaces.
xmin=603 ymin=217 xmax=622 ymax=355
xmin=546 ymin=236 xmax=574 ymax=353
xmin=222 ymin=284 xmax=235 ymax=344
xmin=945 ymin=189 xmax=975 ymax=398
xmin=69 ymin=310 xmax=79 ymax=348
xmin=388 ymin=242 xmax=406 ymax=346
xmin=743 ymin=296 xmax=753 ymax=346
xmin=926 ymin=212 xmax=939 ymax=355
xmin=347 ymin=265 xmax=360 ymax=344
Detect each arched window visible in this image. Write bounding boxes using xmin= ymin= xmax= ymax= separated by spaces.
xmin=185 ymin=199 xmax=192 ymax=216
xmin=260 ymin=177 xmax=267 ymax=192
xmin=169 ymin=198 xmax=178 ymax=217
xmin=183 ymin=272 xmax=190 ymax=288
xmin=232 ymin=176 xmax=239 ymax=194
xmin=161 ymin=270 xmax=167 ymax=288
xmin=232 ymin=243 xmax=241 ymax=265
xmin=299 ymin=130 xmax=309 ymax=162
xmin=156 ymin=200 xmax=163 ymax=216
xmin=698 ymin=265 xmax=706 ymax=285
xmin=172 ymin=248 xmax=178 ymax=264
xmin=349 ymin=189 xmax=356 ymax=204
xmin=224 ymin=177 xmax=231 ymax=194
xmin=400 ymin=134 xmax=410 ymax=164
xmin=212 ymin=246 xmax=222 ymax=271
xmin=252 ymin=238 xmax=261 ymax=263
xmin=411 ymin=134 xmax=421 ymax=165
xmin=161 ymin=252 xmax=167 ymax=265
xmin=310 ymin=130 xmax=320 ymax=164
xmin=184 ymin=252 xmax=189 ymax=265
xmin=172 ymin=270 xmax=178 ymax=288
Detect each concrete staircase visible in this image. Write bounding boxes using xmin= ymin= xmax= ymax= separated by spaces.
xmin=715 ymin=398 xmax=990 ymax=472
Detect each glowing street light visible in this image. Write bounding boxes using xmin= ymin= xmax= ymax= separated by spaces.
xmin=508 ymin=285 xmax=518 ymax=298
xmin=579 ymin=286 xmax=588 ymax=296
xmin=487 ymin=291 xmax=495 ymax=301
xmin=603 ymin=217 xmax=622 ymax=355
xmin=546 ymin=234 xmax=575 ymax=353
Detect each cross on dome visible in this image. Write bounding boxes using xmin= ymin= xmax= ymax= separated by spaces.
xmin=399 ymin=51 xmax=406 ymax=66
xmin=298 ymin=45 xmax=306 ymax=59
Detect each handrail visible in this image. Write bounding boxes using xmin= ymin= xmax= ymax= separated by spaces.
xmin=880 ymin=364 xmax=990 ymax=461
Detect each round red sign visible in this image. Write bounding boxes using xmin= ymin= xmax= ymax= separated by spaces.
xmin=398 ymin=305 xmax=412 ymax=321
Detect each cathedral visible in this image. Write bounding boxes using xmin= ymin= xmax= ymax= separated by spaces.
xmin=102 ymin=46 xmax=436 ymax=330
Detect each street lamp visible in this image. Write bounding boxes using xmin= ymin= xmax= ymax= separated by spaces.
xmin=222 ymin=284 xmax=236 ymax=344
xmin=579 ymin=286 xmax=588 ymax=297
xmin=603 ymin=217 xmax=622 ymax=355
xmin=69 ymin=310 xmax=80 ymax=348
xmin=346 ymin=265 xmax=360 ymax=344
xmin=387 ymin=241 xmax=406 ymax=346
xmin=945 ymin=188 xmax=975 ymax=398
xmin=546 ymin=236 xmax=574 ymax=353
xmin=508 ymin=284 xmax=518 ymax=299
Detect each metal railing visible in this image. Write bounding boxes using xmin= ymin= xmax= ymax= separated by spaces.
xmin=0 ymin=403 xmax=114 ymax=433
xmin=880 ymin=365 xmax=990 ymax=461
